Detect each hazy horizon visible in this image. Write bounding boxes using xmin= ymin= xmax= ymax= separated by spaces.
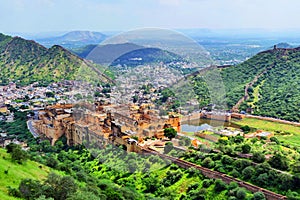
xmin=1 ymin=0 xmax=300 ymax=34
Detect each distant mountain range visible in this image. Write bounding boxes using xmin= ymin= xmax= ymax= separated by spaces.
xmin=72 ymin=43 xmax=186 ymax=67
xmin=36 ymin=31 xmax=107 ymax=48
xmin=0 ymin=33 xmax=110 ymax=85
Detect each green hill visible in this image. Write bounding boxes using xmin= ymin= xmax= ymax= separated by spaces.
xmin=0 ymin=148 xmax=51 ymax=200
xmin=110 ymin=47 xmax=185 ymax=67
xmin=0 ymin=33 xmax=111 ymax=85
xmin=192 ymin=47 xmax=300 ymax=121
xmin=72 ymin=43 xmax=146 ymax=65
xmin=72 ymin=43 xmax=187 ymax=67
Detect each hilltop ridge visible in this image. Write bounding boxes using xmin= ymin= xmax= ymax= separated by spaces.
xmin=0 ymin=33 xmax=109 ymax=85
xmin=192 ymin=47 xmax=300 ymax=121
xmin=36 ymin=30 xmax=107 ymax=48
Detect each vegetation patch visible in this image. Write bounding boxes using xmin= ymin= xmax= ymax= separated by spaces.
xmin=233 ymin=118 xmax=300 ymax=146
xmin=0 ymin=148 xmax=50 ymax=200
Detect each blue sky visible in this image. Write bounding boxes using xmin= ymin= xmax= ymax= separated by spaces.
xmin=1 ymin=0 xmax=300 ymax=33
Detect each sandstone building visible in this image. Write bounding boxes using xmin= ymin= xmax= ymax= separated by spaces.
xmin=34 ymin=102 xmax=181 ymax=151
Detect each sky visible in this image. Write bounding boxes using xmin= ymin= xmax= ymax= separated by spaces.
xmin=1 ymin=0 xmax=300 ymax=34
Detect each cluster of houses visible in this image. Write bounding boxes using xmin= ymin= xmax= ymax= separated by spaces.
xmin=0 ymin=80 xmax=274 ymax=153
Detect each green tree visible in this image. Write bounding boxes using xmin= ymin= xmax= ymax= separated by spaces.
xmin=292 ymin=162 xmax=300 ymax=173
xmin=9 ymin=144 xmax=28 ymax=164
xmin=242 ymin=166 xmax=255 ymax=180
xmin=268 ymin=153 xmax=289 ymax=171
xmin=19 ymin=179 xmax=43 ymax=200
xmin=188 ymin=188 xmax=206 ymax=200
xmin=234 ymin=135 xmax=244 ymax=144
xmin=292 ymin=173 xmax=300 ymax=190
xmin=241 ymin=144 xmax=251 ymax=154
xmin=160 ymin=88 xmax=174 ymax=102
xmin=240 ymin=125 xmax=251 ymax=133
xmin=256 ymin=173 xmax=269 ymax=186
xmin=221 ymin=155 xmax=234 ymax=165
xmin=202 ymin=157 xmax=215 ymax=168
xmin=278 ymin=173 xmax=293 ymax=191
xmin=228 ymin=182 xmax=238 ymax=190
xmin=252 ymin=152 xmax=265 ymax=163
xmin=45 ymin=173 xmax=77 ymax=200
xmin=164 ymin=142 xmax=174 ymax=154
xmin=233 ymin=159 xmax=251 ymax=171
xmin=255 ymin=162 xmax=271 ymax=175
xmin=164 ymin=127 xmax=177 ymax=140
xmin=40 ymin=140 xmax=54 ymax=153
xmin=236 ymin=188 xmax=246 ymax=199
xmin=286 ymin=190 xmax=300 ymax=200
xmin=252 ymin=192 xmax=266 ymax=200
xmin=143 ymin=174 xmax=160 ymax=193
xmin=251 ymin=137 xmax=258 ymax=144
xmin=202 ymin=179 xmax=213 ymax=188
xmin=6 ymin=143 xmax=18 ymax=153
xmin=230 ymin=169 xmax=240 ymax=178
xmin=54 ymin=140 xmax=64 ymax=151
xmin=214 ymin=179 xmax=227 ymax=192
xmin=46 ymin=157 xmax=59 ymax=169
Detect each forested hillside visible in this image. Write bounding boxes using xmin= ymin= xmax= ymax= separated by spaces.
xmin=192 ymin=47 xmax=300 ymax=121
xmin=0 ymin=33 xmax=109 ymax=85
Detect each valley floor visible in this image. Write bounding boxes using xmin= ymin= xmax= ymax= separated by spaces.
xmin=234 ymin=117 xmax=300 ymax=146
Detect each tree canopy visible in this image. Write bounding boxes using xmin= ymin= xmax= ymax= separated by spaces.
xmin=164 ymin=127 xmax=177 ymax=140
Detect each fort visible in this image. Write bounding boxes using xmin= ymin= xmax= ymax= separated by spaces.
xmin=181 ymin=111 xmax=234 ymax=122
xmin=200 ymin=111 xmax=231 ymax=122
xmin=34 ymin=102 xmax=180 ymax=151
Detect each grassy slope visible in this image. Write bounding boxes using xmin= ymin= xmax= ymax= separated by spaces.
xmin=233 ymin=118 xmax=300 ymax=146
xmin=0 ymin=148 xmax=50 ymax=200
xmin=193 ymin=48 xmax=300 ymax=122
xmin=0 ymin=33 xmax=112 ymax=85
xmin=247 ymin=80 xmax=265 ymax=110
xmin=220 ymin=51 xmax=276 ymax=108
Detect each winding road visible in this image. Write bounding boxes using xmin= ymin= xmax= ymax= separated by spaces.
xmin=27 ymin=120 xmax=39 ymax=138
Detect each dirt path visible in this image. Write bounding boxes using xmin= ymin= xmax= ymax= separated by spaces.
xmin=232 ymin=64 xmax=275 ymax=112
